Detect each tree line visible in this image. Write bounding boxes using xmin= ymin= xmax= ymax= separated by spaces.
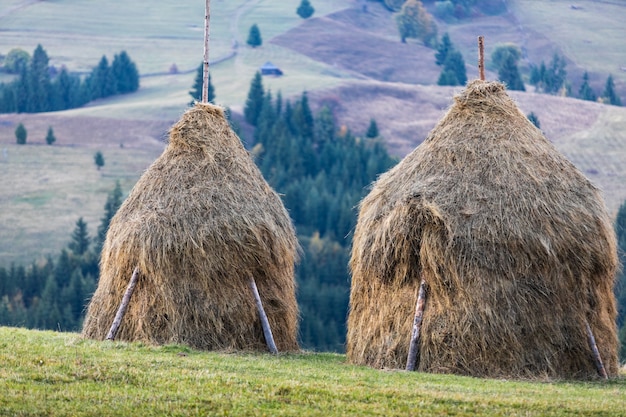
xmin=0 ymin=45 xmax=139 ymax=113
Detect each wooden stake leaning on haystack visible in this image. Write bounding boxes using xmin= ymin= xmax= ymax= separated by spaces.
xmin=346 ymin=35 xmax=619 ymax=379
xmin=404 ymin=36 xmax=487 ymax=372
xmin=83 ymin=0 xmax=299 ymax=353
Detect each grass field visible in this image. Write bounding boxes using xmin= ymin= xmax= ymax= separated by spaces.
xmin=1 ymin=326 xmax=625 ymax=416
xmin=0 ymin=140 xmax=164 ymax=266
xmin=511 ymin=0 xmax=626 ymax=86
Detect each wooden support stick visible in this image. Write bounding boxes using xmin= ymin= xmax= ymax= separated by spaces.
xmin=202 ymin=0 xmax=212 ymax=103
xmin=585 ymin=320 xmax=608 ymax=379
xmin=406 ymin=278 xmax=427 ymax=371
xmin=106 ymin=266 xmax=140 ymax=341
xmin=249 ymin=276 xmax=278 ymax=354
xmin=478 ymin=36 xmax=485 ymax=81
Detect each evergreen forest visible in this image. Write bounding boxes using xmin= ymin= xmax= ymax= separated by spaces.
xmin=0 ymin=45 xmax=139 ymax=113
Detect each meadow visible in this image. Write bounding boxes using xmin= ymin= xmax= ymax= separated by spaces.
xmin=1 ymin=326 xmax=625 ymax=416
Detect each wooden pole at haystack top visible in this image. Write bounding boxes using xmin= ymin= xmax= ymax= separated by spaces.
xmin=478 ymin=35 xmax=485 ymax=81
xmin=202 ymin=0 xmax=212 ymax=103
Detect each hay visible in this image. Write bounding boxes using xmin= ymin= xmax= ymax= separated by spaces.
xmin=347 ymin=81 xmax=619 ymax=379
xmin=82 ymin=103 xmax=299 ymax=352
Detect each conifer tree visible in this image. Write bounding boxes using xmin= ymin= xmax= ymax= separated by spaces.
xmin=15 ymin=122 xmax=27 ymax=144
xmin=45 ymin=126 xmax=56 ymax=145
xmin=95 ymin=181 xmax=124 ymax=252
xmin=244 ymin=71 xmax=265 ymax=126
xmin=602 ymin=74 xmax=622 ymax=106
xmin=69 ymin=217 xmax=90 ymax=256
xmin=111 ymin=51 xmax=139 ymax=94
xmin=246 ymin=24 xmax=263 ymax=48
xmin=189 ymin=63 xmax=215 ymax=104
xmin=527 ymin=112 xmax=540 ymax=129
xmin=366 ymin=118 xmax=379 ymax=138
xmin=498 ymin=54 xmax=525 ymax=91
xmin=90 ymin=56 xmax=117 ymax=99
xmin=437 ymin=50 xmax=467 ymax=86
xmin=28 ymin=44 xmax=52 ymax=112
xmin=578 ymin=72 xmax=597 ymax=102
xmin=94 ymin=151 xmax=105 ymax=170
xmin=297 ymin=0 xmax=315 ymax=18
xmin=435 ymin=33 xmax=452 ymax=66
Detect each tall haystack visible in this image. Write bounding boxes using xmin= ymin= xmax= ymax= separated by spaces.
xmin=82 ymin=103 xmax=299 ymax=351
xmin=347 ymin=80 xmax=619 ymax=379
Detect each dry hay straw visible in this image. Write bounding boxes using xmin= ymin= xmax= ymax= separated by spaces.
xmin=347 ymin=80 xmax=619 ymax=379
xmin=82 ymin=103 xmax=299 ymax=352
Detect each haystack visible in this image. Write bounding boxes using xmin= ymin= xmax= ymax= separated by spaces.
xmin=347 ymin=80 xmax=619 ymax=379
xmin=82 ymin=103 xmax=299 ymax=351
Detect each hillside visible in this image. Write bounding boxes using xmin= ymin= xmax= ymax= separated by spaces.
xmin=0 ymin=0 xmax=625 ymax=266
xmin=1 ymin=326 xmax=625 ymax=416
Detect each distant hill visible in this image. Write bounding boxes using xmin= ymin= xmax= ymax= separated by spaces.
xmin=0 ymin=0 xmax=625 ymax=265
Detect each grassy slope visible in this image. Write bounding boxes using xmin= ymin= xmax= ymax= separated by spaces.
xmin=1 ymin=326 xmax=625 ymax=417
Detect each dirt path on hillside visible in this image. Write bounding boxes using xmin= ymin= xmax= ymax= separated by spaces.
xmin=0 ymin=0 xmax=39 ymax=19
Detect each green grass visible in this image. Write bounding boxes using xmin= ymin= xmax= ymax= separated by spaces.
xmin=1 ymin=326 xmax=625 ymax=416
xmin=511 ymin=0 xmax=626 ymax=84
xmin=0 ymin=143 xmax=162 ymax=266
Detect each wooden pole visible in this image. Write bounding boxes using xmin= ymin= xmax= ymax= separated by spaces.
xmin=106 ymin=266 xmax=140 ymax=341
xmin=585 ymin=320 xmax=608 ymax=379
xmin=406 ymin=278 xmax=427 ymax=371
xmin=202 ymin=0 xmax=211 ymax=103
xmin=478 ymin=35 xmax=485 ymax=81
xmin=249 ymin=276 xmax=278 ymax=354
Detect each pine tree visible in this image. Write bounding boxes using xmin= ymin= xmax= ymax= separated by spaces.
xmin=54 ymin=67 xmax=82 ymax=110
xmin=189 ymin=63 xmax=215 ymax=104
xmin=366 ymin=118 xmax=379 ymax=138
xmin=578 ymin=72 xmax=597 ymax=102
xmin=292 ymin=92 xmax=314 ymax=140
xmin=94 ymin=151 xmax=105 ymax=170
xmin=15 ymin=123 xmax=27 ymax=144
xmin=45 ymin=126 xmax=56 ymax=145
xmin=90 ymin=56 xmax=117 ymax=99
xmin=28 ymin=44 xmax=52 ymax=112
xmin=297 ymin=0 xmax=315 ymax=18
xmin=111 ymin=51 xmax=139 ymax=94
xmin=527 ymin=112 xmax=540 ymax=129
xmin=498 ymin=54 xmax=525 ymax=91
xmin=437 ymin=50 xmax=466 ymax=86
xmin=246 ymin=24 xmax=263 ymax=48
xmin=244 ymin=71 xmax=265 ymax=126
xmin=95 ymin=181 xmax=124 ymax=252
xmin=602 ymin=74 xmax=622 ymax=106
xmin=69 ymin=217 xmax=90 ymax=256
xmin=435 ymin=32 xmax=452 ymax=66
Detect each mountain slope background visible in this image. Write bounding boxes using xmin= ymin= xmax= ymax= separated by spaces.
xmin=0 ymin=0 xmax=625 ymax=266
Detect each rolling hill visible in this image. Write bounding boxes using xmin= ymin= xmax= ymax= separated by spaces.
xmin=0 ymin=0 xmax=625 ymax=265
